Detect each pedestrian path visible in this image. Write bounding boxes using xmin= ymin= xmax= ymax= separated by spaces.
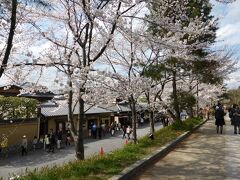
xmin=0 ymin=122 xmax=162 ymax=179
xmin=137 ymin=118 xmax=240 ymax=179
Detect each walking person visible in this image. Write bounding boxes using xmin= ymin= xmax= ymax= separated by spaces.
xmin=66 ymin=130 xmax=71 ymax=146
xmin=126 ymin=126 xmax=132 ymax=140
xmin=215 ymin=103 xmax=225 ymax=134
xmin=232 ymin=105 xmax=240 ymax=134
xmin=49 ymin=129 xmax=55 ymax=153
xmin=110 ymin=122 xmax=115 ymax=136
xmin=21 ymin=135 xmax=28 ymax=156
xmin=98 ymin=124 xmax=102 ymax=139
xmin=92 ymin=123 xmax=97 ymax=139
xmin=32 ymin=136 xmax=38 ymax=151
xmin=44 ymin=134 xmax=50 ymax=151
xmin=140 ymin=117 xmax=144 ymax=125
xmin=101 ymin=123 xmax=106 ymax=137
xmin=57 ymin=130 xmax=62 ymax=149
xmin=122 ymin=125 xmax=127 ymax=139
xmin=204 ymin=105 xmax=210 ymax=120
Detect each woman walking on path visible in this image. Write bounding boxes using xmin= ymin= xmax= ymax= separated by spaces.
xmin=204 ymin=105 xmax=210 ymax=120
xmin=215 ymin=103 xmax=226 ymax=134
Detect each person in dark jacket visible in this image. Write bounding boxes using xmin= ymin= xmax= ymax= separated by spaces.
xmin=98 ymin=125 xmax=102 ymax=139
xmin=48 ymin=129 xmax=55 ymax=153
xmin=228 ymin=104 xmax=237 ymax=126
xmin=215 ymin=103 xmax=226 ymax=134
xmin=232 ymin=105 xmax=240 ymax=134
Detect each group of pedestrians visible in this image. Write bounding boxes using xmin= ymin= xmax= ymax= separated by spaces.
xmin=43 ymin=129 xmax=67 ymax=153
xmin=88 ymin=121 xmax=134 ymax=140
xmin=214 ymin=102 xmax=240 ymax=134
xmin=19 ymin=128 xmax=71 ymax=156
xmin=89 ymin=121 xmax=124 ymax=139
xmin=90 ymin=123 xmax=107 ymax=139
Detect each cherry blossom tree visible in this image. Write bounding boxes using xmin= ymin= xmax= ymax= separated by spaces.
xmin=145 ymin=0 xmax=220 ymax=121
xmin=0 ymin=0 xmax=50 ymax=79
xmin=25 ymin=0 xmax=143 ymax=159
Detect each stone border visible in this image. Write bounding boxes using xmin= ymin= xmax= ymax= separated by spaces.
xmin=109 ymin=119 xmax=208 ymax=180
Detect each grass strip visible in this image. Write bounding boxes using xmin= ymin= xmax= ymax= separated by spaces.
xmin=19 ymin=117 xmax=203 ymax=180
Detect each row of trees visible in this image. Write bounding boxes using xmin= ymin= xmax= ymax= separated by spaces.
xmin=0 ymin=0 xmax=236 ymax=160
xmin=225 ymin=87 xmax=240 ymax=106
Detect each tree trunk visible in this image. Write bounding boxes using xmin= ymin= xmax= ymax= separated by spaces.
xmin=196 ymin=80 xmax=199 ymax=116
xmin=0 ymin=0 xmax=17 ymax=78
xmin=149 ymin=111 xmax=155 ymax=137
xmin=68 ymin=81 xmax=77 ymax=135
xmin=146 ymin=93 xmax=155 ymax=138
xmin=188 ymin=107 xmax=194 ymax=118
xmin=76 ymin=89 xmax=85 ymax=160
xmin=129 ymin=95 xmax=137 ymax=144
xmin=172 ymin=71 xmax=181 ymax=121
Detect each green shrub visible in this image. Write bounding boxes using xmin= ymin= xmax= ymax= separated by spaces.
xmin=171 ymin=117 xmax=202 ymax=131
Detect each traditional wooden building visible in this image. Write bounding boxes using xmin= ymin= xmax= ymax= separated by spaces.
xmin=40 ymin=100 xmax=114 ymax=137
xmin=0 ymin=83 xmax=55 ymax=102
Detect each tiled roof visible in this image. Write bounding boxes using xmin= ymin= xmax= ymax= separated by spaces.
xmin=101 ymin=103 xmax=131 ymax=113
xmin=41 ymin=101 xmax=113 ymax=117
xmin=41 ymin=101 xmax=148 ymax=117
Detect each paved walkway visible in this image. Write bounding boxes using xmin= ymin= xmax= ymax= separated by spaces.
xmin=137 ymin=118 xmax=240 ymax=180
xmin=0 ymin=122 xmax=162 ymax=179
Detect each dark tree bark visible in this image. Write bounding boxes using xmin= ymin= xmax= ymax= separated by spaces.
xmin=146 ymin=92 xmax=155 ymax=138
xmin=172 ymin=70 xmax=181 ymax=121
xmin=0 ymin=0 xmax=17 ymax=78
xmin=76 ymin=89 xmax=85 ymax=160
xmin=67 ymin=80 xmax=77 ymax=134
xmin=129 ymin=95 xmax=137 ymax=144
xmin=149 ymin=111 xmax=154 ymax=133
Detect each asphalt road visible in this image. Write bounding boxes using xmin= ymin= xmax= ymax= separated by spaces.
xmin=0 ymin=122 xmax=162 ymax=179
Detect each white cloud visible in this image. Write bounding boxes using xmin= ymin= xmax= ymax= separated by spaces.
xmin=211 ymin=1 xmax=240 ymax=89
xmin=212 ymin=0 xmax=240 ymax=46
xmin=225 ymin=71 xmax=240 ymax=89
xmin=217 ymin=23 xmax=240 ymax=39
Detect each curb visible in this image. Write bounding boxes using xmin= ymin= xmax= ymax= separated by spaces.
xmin=109 ymin=119 xmax=208 ymax=180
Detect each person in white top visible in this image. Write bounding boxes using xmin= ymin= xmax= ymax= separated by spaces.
xmin=126 ymin=126 xmax=132 ymax=140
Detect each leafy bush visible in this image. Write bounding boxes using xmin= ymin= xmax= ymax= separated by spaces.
xmin=171 ymin=117 xmax=202 ymax=131
xmin=0 ymin=96 xmax=38 ymax=120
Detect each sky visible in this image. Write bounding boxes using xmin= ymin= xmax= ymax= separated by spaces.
xmin=211 ymin=0 xmax=240 ymax=89
xmin=2 ymin=1 xmax=240 ymax=92
xmin=44 ymin=1 xmax=240 ymax=91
